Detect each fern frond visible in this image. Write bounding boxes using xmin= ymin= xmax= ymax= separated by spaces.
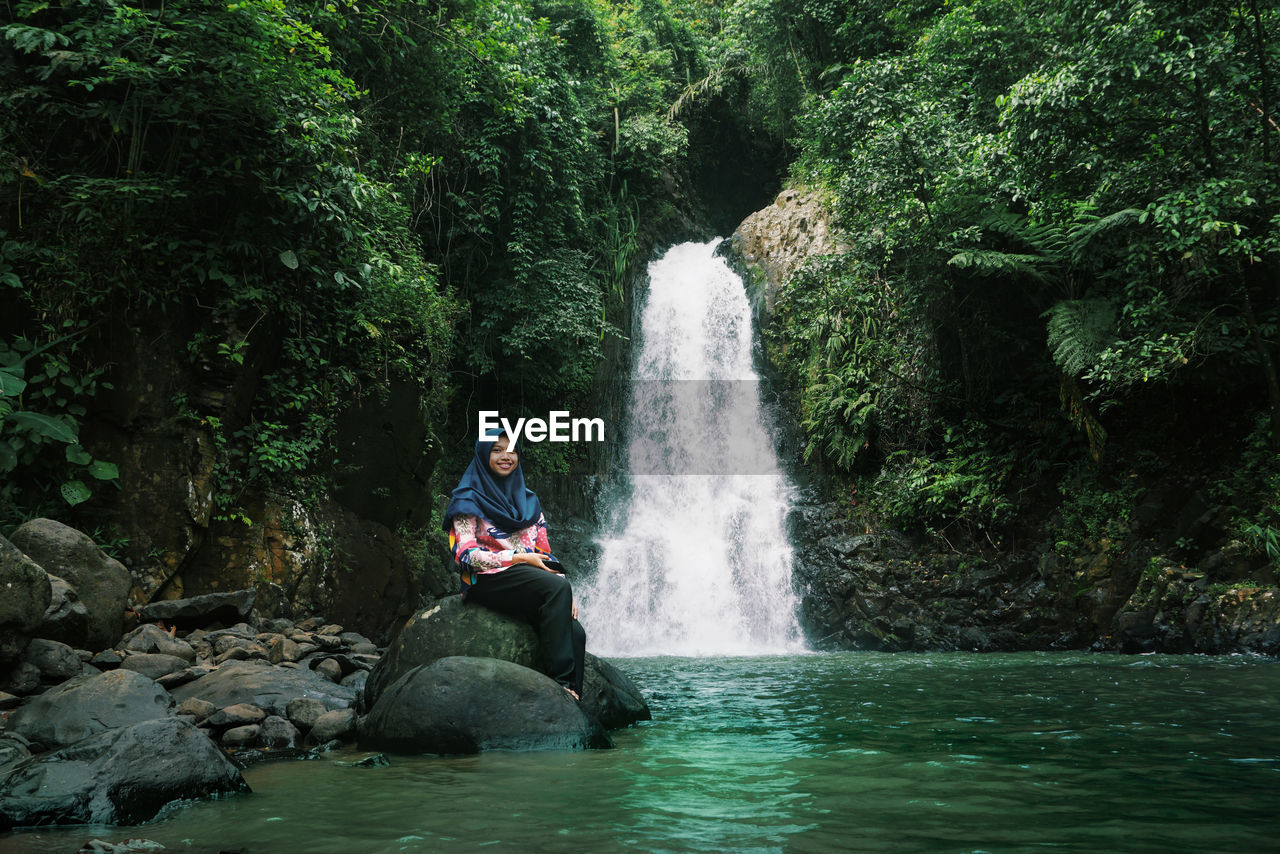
xmin=668 ymin=64 xmax=746 ymax=121
xmin=1065 ymin=208 xmax=1142 ymax=265
xmin=1044 ymin=298 xmax=1116 ymax=376
xmin=947 ymin=249 xmax=1052 ymax=283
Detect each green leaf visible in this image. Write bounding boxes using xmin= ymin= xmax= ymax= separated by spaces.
xmin=60 ymin=480 xmax=92 ymax=506
xmin=280 ymin=249 xmax=299 ymax=270
xmin=65 ymin=444 xmax=93 ymax=465
xmin=7 ymin=411 xmax=78 ymax=443
xmin=0 ymin=368 xmax=25 ymax=397
xmin=0 ymin=442 xmax=16 ymax=474
xmin=87 ymin=459 xmax=119 ymax=481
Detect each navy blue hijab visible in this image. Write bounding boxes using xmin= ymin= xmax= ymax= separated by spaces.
xmin=442 ymin=430 xmax=543 ymax=533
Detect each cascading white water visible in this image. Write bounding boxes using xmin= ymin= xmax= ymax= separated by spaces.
xmin=579 ymin=240 xmax=804 ymax=656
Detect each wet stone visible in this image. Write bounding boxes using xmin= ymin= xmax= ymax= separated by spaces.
xmin=308 ymin=708 xmax=356 ymax=744
xmin=285 ymin=697 xmax=327 ymax=731
xmin=257 ymin=715 xmax=298 ymax=748
xmin=221 ymin=725 xmax=259 ymax=747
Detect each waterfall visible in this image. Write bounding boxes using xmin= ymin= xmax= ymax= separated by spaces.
xmin=579 ymin=240 xmax=804 ymax=656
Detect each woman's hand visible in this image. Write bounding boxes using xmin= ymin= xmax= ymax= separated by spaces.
xmin=512 ymin=551 xmax=553 ymax=572
xmin=572 ymin=598 xmax=578 ymax=620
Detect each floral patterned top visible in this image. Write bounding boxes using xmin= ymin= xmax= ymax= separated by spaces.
xmin=448 ymin=513 xmax=552 ymax=588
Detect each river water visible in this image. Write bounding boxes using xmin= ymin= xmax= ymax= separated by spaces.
xmin=7 ymin=651 xmax=1280 ymax=853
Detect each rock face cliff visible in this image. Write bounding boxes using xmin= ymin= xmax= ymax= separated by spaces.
xmin=728 ymin=189 xmax=1280 ymax=656
xmin=727 ymin=188 xmax=846 ymax=319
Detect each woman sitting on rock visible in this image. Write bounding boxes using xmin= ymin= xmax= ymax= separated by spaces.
xmin=443 ymin=429 xmax=585 ymax=700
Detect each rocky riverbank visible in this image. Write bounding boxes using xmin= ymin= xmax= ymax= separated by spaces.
xmin=790 ymin=499 xmax=1280 ymax=656
xmin=0 ymin=521 xmax=650 ymax=833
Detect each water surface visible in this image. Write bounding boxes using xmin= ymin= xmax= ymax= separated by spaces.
xmin=7 ymin=651 xmax=1280 ymax=853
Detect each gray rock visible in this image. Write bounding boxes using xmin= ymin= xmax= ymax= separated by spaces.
xmin=214 ymin=644 xmax=267 ymax=665
xmin=119 ymin=624 xmax=196 ymax=661
xmin=3 ymin=661 xmax=41 ymax=696
xmin=205 ymin=703 xmax=266 ymax=728
xmin=22 ymin=637 xmax=83 ymax=683
xmin=0 ymin=691 xmax=20 ymax=710
xmin=359 ymin=656 xmax=609 ymax=754
xmin=257 ymin=715 xmax=298 ymax=748
xmin=119 ymin=653 xmax=189 ymax=681
xmin=10 ymin=519 xmax=129 ymax=650
xmin=0 ymin=534 xmax=51 ymax=666
xmin=37 ymin=574 xmax=89 ymax=648
xmin=365 ymin=595 xmax=649 ymax=730
xmin=0 ymin=733 xmax=32 ymax=774
xmin=6 ymin=669 xmax=174 ymax=750
xmin=0 ymin=717 xmax=247 ymax=828
xmin=176 ymin=697 xmax=216 ymax=719
xmin=308 ymin=708 xmax=355 ymax=744
xmin=221 ymin=725 xmax=260 ymax=747
xmin=582 ymin=654 xmax=652 ymax=730
xmin=135 ymin=589 xmax=256 ymax=631
xmin=91 ymin=650 xmax=123 ymax=668
xmin=314 ymin=658 xmax=342 ymax=683
xmin=267 ymin=636 xmax=301 ymax=664
xmin=340 ymin=668 xmax=368 ymax=692
xmin=169 ymin=660 xmax=356 ymax=717
xmin=340 ymin=631 xmax=372 ymax=646
xmin=285 ymin=697 xmax=327 ymax=731
xmin=365 ymin=595 xmax=537 ymax=709
xmin=155 ymin=667 xmax=202 ymax=690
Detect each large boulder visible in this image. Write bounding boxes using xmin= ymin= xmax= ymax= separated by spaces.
xmin=10 ymin=519 xmax=130 ymax=650
xmin=365 ymin=595 xmax=649 ymax=730
xmin=36 ymin=574 xmax=90 ymax=648
xmin=0 ymin=535 xmax=51 ymax=666
xmin=0 ymin=717 xmax=248 ymax=828
xmin=5 ymin=669 xmax=174 ymax=751
xmin=365 ymin=595 xmax=536 ymax=709
xmin=136 ymin=589 xmax=256 ymax=630
xmin=359 ymin=657 xmax=609 ymax=754
xmin=20 ymin=638 xmax=86 ymax=684
xmin=169 ymin=659 xmax=356 ymax=717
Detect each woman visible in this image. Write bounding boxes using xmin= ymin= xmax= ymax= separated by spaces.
xmin=443 ymin=429 xmax=586 ymax=700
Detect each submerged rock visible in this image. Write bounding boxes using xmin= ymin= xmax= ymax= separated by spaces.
xmin=360 ymin=656 xmax=609 ymax=754
xmin=0 ymin=717 xmax=248 ymax=828
xmin=5 ymin=669 xmax=174 ymax=751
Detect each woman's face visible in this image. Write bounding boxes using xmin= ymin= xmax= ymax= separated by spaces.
xmin=487 ymin=435 xmax=518 ymax=477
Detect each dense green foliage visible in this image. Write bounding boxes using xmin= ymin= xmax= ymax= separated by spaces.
xmin=748 ymin=0 xmax=1280 ymax=558
xmin=0 ymin=0 xmax=720 ymax=529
